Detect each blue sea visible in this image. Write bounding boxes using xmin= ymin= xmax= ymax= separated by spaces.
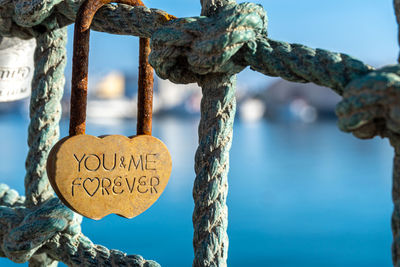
xmin=0 ymin=113 xmax=394 ymax=266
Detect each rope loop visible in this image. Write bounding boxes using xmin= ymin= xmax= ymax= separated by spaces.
xmin=1 ymin=194 xmax=81 ymax=263
xmin=149 ymin=2 xmax=267 ymax=84
xmin=1 ymin=0 xmax=399 ymax=266
xmin=4 ymin=198 xmax=81 ymax=263
xmin=336 ymin=64 xmax=400 ymax=139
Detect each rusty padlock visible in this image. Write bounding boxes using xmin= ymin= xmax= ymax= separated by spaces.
xmin=47 ymin=0 xmax=172 ymax=220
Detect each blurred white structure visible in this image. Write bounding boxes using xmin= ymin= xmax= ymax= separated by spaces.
xmin=94 ymin=71 xmax=125 ymax=99
xmin=0 ymin=37 xmax=35 ymax=102
xmin=157 ymin=78 xmax=201 ymax=115
xmin=87 ymin=71 xmax=135 ymax=119
xmin=239 ymin=98 xmax=266 ymax=122
xmin=259 ymin=79 xmax=341 ymax=122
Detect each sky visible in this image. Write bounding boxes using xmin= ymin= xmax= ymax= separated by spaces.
xmin=65 ymin=0 xmax=399 ymax=90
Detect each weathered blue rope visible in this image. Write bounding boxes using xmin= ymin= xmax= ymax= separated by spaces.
xmin=334 ymin=64 xmax=400 ymax=265
xmin=1 ymin=0 xmax=400 ymax=266
xmin=0 ymin=1 xmax=163 ymax=265
xmin=0 ymin=0 xmax=173 ymax=39
xmin=191 ymin=1 xmax=237 ymax=266
xmin=244 ymin=38 xmax=373 ymax=95
xmin=391 ymin=3 xmax=400 ymax=265
xmin=391 ymin=139 xmax=400 ymax=267
xmin=336 ymin=65 xmax=400 ymax=139
xmin=149 ymin=2 xmax=373 ymax=97
xmin=0 ymin=185 xmax=159 ymax=266
xmin=193 ymin=74 xmax=235 ymax=267
xmin=395 ymin=0 xmax=400 ymax=62
xmin=25 ymin=26 xmax=66 ymax=208
xmin=149 ymin=2 xmax=267 ymax=84
xmin=2 ymin=198 xmax=79 ymax=263
xmin=23 ymin=26 xmax=68 ymax=265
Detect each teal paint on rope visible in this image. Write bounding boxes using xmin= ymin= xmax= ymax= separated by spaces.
xmin=0 ymin=1 xmax=162 ymax=266
xmin=0 ymin=0 xmax=400 ymax=266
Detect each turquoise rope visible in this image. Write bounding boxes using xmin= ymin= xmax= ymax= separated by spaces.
xmin=0 ymin=0 xmax=400 ymax=266
xmin=193 ymin=74 xmax=236 ymax=266
xmin=25 ymin=26 xmax=66 ymax=208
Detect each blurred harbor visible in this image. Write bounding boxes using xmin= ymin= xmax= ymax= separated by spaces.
xmin=0 ymin=0 xmax=397 ymax=265
xmin=0 ymin=70 xmax=342 ymax=125
xmin=0 ymin=110 xmax=394 ymax=266
xmin=69 ymin=71 xmax=341 ymax=123
xmin=0 ymin=72 xmax=394 ymax=266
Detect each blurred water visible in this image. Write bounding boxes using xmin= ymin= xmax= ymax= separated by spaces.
xmin=0 ymin=114 xmax=394 ymax=266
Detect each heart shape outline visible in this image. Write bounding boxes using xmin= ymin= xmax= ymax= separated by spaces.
xmin=82 ymin=177 xmax=100 ymax=197
xmin=47 ymin=134 xmax=172 ymax=220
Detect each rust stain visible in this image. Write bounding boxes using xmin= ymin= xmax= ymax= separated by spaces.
xmin=53 ymin=0 xmax=175 ymax=220
xmin=160 ymin=13 xmax=178 ymax=22
xmin=70 ymin=0 xmax=156 ymax=136
xmin=137 ymin=37 xmax=153 ymax=135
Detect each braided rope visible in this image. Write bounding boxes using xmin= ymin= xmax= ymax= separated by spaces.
xmin=1 ymin=3 xmax=162 ymax=265
xmin=335 ymin=65 xmax=400 ymax=139
xmin=393 ymin=2 xmax=400 ymax=266
xmin=0 ymin=0 xmax=399 ymax=266
xmin=245 ymin=38 xmax=373 ymax=95
xmin=44 ymin=233 xmax=160 ymax=267
xmin=333 ymin=65 xmax=400 ymax=266
xmin=59 ymin=2 xmax=174 ymax=38
xmin=0 ymin=186 xmax=159 ymax=266
xmin=12 ymin=0 xmax=64 ymax=27
xmin=2 ymin=198 xmax=79 ymax=263
xmin=0 ymin=0 xmax=173 ymax=39
xmin=191 ymin=1 xmax=236 ymax=266
xmin=149 ymin=2 xmax=373 ymax=97
xmin=24 ymin=27 xmax=66 ymax=208
xmin=395 ymin=0 xmax=400 ymax=62
xmin=392 ymin=142 xmax=400 ymax=267
xmin=193 ymin=74 xmax=235 ymax=267
xmin=149 ymin=2 xmax=267 ymax=84
xmin=3 ymin=0 xmax=374 ymax=96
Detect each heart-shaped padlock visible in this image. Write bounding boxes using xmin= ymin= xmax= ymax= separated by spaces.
xmin=47 ymin=0 xmax=172 ymax=220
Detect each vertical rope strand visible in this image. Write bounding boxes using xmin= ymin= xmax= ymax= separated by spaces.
xmin=394 ymin=0 xmax=400 ymax=62
xmin=24 ymin=27 xmax=67 ymax=207
xmin=392 ymin=2 xmax=400 ymax=266
xmin=192 ymin=3 xmax=236 ymax=266
xmin=392 ymin=140 xmax=400 ymax=266
xmin=193 ymin=74 xmax=236 ymax=267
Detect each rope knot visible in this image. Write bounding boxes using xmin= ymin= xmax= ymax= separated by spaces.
xmin=1 ymin=196 xmax=82 ymax=263
xmin=149 ymin=2 xmax=267 ymax=84
xmin=336 ymin=64 xmax=400 ymax=139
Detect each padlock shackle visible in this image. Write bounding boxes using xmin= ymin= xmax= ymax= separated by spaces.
xmin=137 ymin=37 xmax=154 ymax=136
xmin=70 ymin=0 xmax=153 ymax=136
